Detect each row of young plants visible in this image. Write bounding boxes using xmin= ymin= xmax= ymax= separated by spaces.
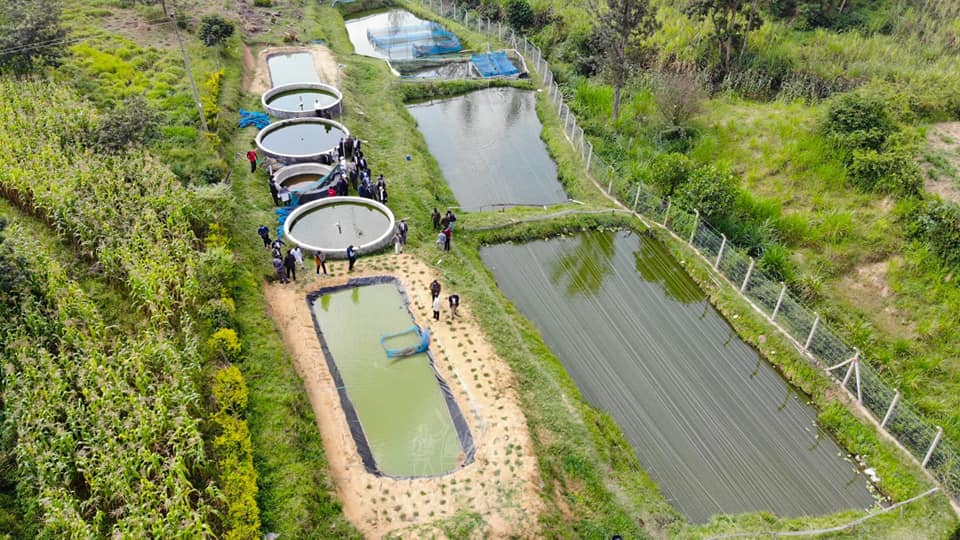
xmin=0 ymin=77 xmax=260 ymax=537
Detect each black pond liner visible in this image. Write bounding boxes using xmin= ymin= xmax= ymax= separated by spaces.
xmin=305 ymin=275 xmax=476 ymax=478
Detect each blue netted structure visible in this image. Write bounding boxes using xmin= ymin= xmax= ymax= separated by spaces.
xmin=367 ymin=21 xmax=462 ymax=57
xmin=288 ymin=165 xmax=342 ymax=195
xmin=238 ymin=109 xmax=271 ymax=129
xmin=380 ymin=325 xmax=431 ymax=358
xmin=470 ymin=51 xmax=519 ymax=78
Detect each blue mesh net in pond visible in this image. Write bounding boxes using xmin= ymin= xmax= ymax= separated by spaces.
xmin=380 ymin=325 xmax=431 ymax=358
xmin=367 ymin=22 xmax=455 ymax=47
xmin=413 ymin=38 xmax=462 ymax=57
xmin=470 ymin=51 xmax=519 ymax=77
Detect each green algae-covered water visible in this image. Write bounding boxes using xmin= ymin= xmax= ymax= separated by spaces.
xmin=259 ymin=122 xmax=347 ymax=157
xmin=311 ymin=282 xmax=464 ymax=476
xmin=267 ymin=52 xmax=320 ymax=86
xmin=407 ymin=87 xmax=566 ymax=210
xmin=289 ymin=202 xmax=390 ymax=250
xmin=480 ymin=230 xmax=874 ymax=522
xmin=266 ymin=89 xmax=339 ymax=112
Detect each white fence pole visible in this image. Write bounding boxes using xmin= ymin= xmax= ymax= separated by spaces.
xmin=689 ymin=210 xmax=699 ymax=244
xmin=740 ymin=258 xmax=755 ymax=292
xmin=662 ymin=197 xmax=672 ymax=226
xmin=498 ymin=22 xmax=502 ymax=40
xmin=880 ymin=390 xmax=900 ymax=428
xmin=804 ymin=313 xmax=820 ymax=351
xmin=922 ymin=427 xmax=944 ymax=468
xmin=841 ymin=350 xmax=858 ymax=388
xmin=585 ymin=142 xmax=593 ymax=171
xmin=714 ymin=234 xmax=727 ymax=270
xmin=633 ymin=184 xmax=642 ymax=211
xmin=771 ymin=282 xmax=787 ymax=320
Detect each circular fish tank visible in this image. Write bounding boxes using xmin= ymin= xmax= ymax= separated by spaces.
xmin=262 ymin=82 xmax=344 ymax=119
xmin=255 ymin=118 xmax=350 ymax=164
xmin=283 ymin=196 xmax=395 ymax=258
xmin=274 ymin=162 xmax=341 ymax=204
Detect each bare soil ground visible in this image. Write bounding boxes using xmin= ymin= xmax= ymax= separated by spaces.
xmin=245 ymin=44 xmax=340 ymax=94
xmin=263 ymin=252 xmax=542 ymax=538
xmin=922 ymin=122 xmax=960 ymax=204
xmin=835 ymin=258 xmax=915 ymax=339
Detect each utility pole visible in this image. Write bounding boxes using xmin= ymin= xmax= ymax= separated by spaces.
xmin=171 ymin=13 xmax=208 ymax=132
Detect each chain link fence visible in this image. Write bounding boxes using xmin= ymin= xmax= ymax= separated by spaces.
xmin=413 ymin=0 xmax=960 ymax=501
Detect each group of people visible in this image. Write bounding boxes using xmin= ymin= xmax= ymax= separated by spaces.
xmin=257 ymin=224 xmax=359 ymax=283
xmin=431 ymin=208 xmax=457 ymax=251
xmin=430 ymin=279 xmax=460 ymax=320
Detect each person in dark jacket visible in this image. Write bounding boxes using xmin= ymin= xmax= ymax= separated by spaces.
xmin=429 ymin=279 xmax=441 ymax=299
xmin=283 ymin=250 xmax=297 ymax=281
xmin=346 ymin=245 xmax=358 ymax=272
xmin=257 ymin=225 xmax=271 ymax=248
xmin=431 ymin=208 xmax=441 ymax=230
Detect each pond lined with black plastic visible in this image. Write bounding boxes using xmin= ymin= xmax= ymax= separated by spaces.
xmin=309 ymin=279 xmax=474 ymax=477
xmin=480 ymin=230 xmax=874 ymax=522
xmin=407 ymin=87 xmax=567 ymax=211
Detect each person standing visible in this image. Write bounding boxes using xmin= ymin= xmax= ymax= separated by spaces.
xmin=315 ymin=250 xmax=327 ymax=276
xmin=268 ymin=179 xmax=280 ymax=206
xmin=429 ymin=279 xmax=441 ymax=300
xmin=291 ymin=245 xmax=305 ymax=268
xmin=272 ymin=255 xmax=287 ymax=284
xmin=393 ymin=230 xmax=403 ymax=254
xmin=431 ymin=208 xmax=442 ymax=230
xmin=398 ymin=219 xmax=408 ymax=246
xmin=284 ymin=250 xmax=297 ymax=281
xmin=246 ymin=148 xmax=258 ymax=173
xmin=432 ymin=294 xmax=442 ymax=321
xmin=346 ymin=245 xmax=358 ymax=272
xmin=376 ymin=176 xmax=387 ymax=204
xmin=257 ymin=225 xmax=271 ymax=248
xmin=448 ymin=294 xmax=460 ymax=318
xmin=442 ymin=225 xmax=452 ymax=252
xmin=445 ymin=210 xmax=457 ymax=231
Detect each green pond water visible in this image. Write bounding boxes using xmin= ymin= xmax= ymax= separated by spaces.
xmin=311 ymin=282 xmax=463 ymax=476
xmin=259 ymin=122 xmax=347 ymax=157
xmin=266 ymin=89 xmax=339 ymax=112
xmin=406 ymin=88 xmax=566 ymax=211
xmin=267 ymin=52 xmax=320 ymax=86
xmin=480 ymin=231 xmax=874 ymax=522
xmin=345 ymin=9 xmax=434 ymax=61
xmin=289 ymin=202 xmax=390 ymax=249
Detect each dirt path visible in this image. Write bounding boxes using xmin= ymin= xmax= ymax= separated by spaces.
xmin=262 ymin=252 xmax=542 ymax=538
xmin=245 ymin=44 xmax=340 ymax=95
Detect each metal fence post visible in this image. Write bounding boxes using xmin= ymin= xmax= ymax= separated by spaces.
xmin=841 ymin=350 xmax=858 ymax=388
xmin=804 ymin=313 xmax=820 ymax=351
xmin=662 ymin=197 xmax=672 ymax=226
xmin=740 ymin=258 xmax=755 ymax=292
xmin=585 ymin=142 xmax=593 ymax=171
xmin=714 ymin=234 xmax=726 ymax=270
xmin=922 ymin=427 xmax=943 ymax=468
xmin=689 ymin=210 xmax=699 ymax=244
xmin=632 ymin=184 xmax=642 ymax=211
xmin=771 ymin=282 xmax=787 ymax=321
xmin=880 ymin=390 xmax=900 ymax=428
xmin=498 ymin=22 xmax=502 ymax=41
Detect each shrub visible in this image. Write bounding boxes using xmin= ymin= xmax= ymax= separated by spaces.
xmin=207 ymin=327 xmax=242 ymax=363
xmin=825 ymin=93 xmax=895 ymax=139
xmin=848 ymin=146 xmax=922 ymax=195
xmin=505 ymin=0 xmax=534 ymax=30
xmin=253 ymin=0 xmax=272 ymax=6
xmin=678 ymin=164 xmax=739 ymax=220
xmin=908 ymin=199 xmax=960 ymax=267
xmin=200 ymin=296 xmax=236 ymax=329
xmin=213 ymin=364 xmax=248 ymax=415
xmin=193 ymin=246 xmax=238 ymax=302
xmin=647 ymin=152 xmax=692 ymax=198
xmin=93 ymin=94 xmax=161 ymax=152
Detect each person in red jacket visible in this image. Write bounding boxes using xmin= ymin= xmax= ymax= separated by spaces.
xmin=246 ymin=149 xmax=258 ymax=173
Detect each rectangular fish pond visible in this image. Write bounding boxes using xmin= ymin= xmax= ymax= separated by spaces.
xmin=267 ymin=52 xmax=321 ymax=87
xmin=407 ymin=87 xmax=567 ymax=211
xmin=345 ymin=9 xmax=459 ymax=62
xmin=481 ymin=231 xmax=874 ymax=522
xmin=308 ymin=277 xmax=474 ymax=477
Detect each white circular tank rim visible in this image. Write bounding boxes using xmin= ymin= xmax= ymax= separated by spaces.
xmin=254 ymin=117 xmax=350 ymax=162
xmin=283 ymin=196 xmax=396 ymax=258
xmin=273 ymin=162 xmax=335 ymax=190
xmin=262 ymin=82 xmax=344 ymax=117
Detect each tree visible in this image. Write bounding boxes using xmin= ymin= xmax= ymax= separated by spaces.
xmin=198 ymin=15 xmax=235 ymax=48
xmin=678 ymin=164 xmax=739 ymax=219
xmin=596 ymin=0 xmax=657 ymax=120
xmin=652 ymin=72 xmax=706 ymax=129
xmin=93 ymin=95 xmax=161 ymax=152
xmin=648 ymin=152 xmax=693 ymax=198
xmin=686 ymin=0 xmax=764 ymax=78
xmin=505 ymin=0 xmax=534 ymax=30
xmin=0 ymin=0 xmax=68 ymax=75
